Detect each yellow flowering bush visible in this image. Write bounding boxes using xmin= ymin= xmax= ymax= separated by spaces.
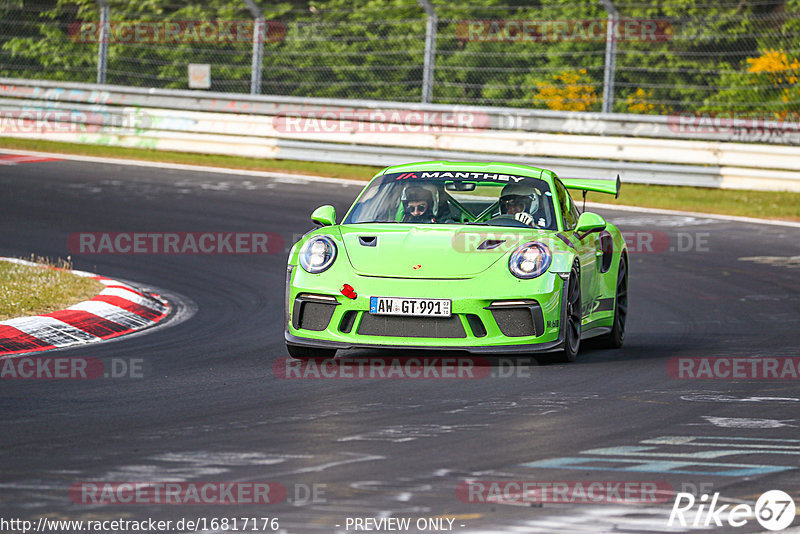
xmin=747 ymin=49 xmax=800 ymax=84
xmin=533 ymin=69 xmax=599 ymax=112
xmin=625 ymin=87 xmax=670 ymax=114
xmin=745 ymin=49 xmax=800 ymax=115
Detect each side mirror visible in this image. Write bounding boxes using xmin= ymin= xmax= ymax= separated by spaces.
xmin=311 ymin=205 xmax=336 ymax=227
xmin=575 ymin=212 xmax=606 ymax=235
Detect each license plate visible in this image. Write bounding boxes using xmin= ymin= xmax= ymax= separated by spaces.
xmin=369 ymin=296 xmax=451 ymax=317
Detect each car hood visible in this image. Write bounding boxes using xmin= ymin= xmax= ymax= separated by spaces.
xmin=338 ymin=224 xmax=534 ymax=278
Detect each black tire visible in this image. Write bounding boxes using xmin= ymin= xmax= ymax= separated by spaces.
xmin=597 ymin=254 xmax=628 ymax=349
xmin=286 ymin=343 xmax=337 ymax=360
xmin=555 ymin=262 xmax=581 ymax=363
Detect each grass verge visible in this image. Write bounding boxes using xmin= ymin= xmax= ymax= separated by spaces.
xmin=0 ymin=137 xmax=380 ymax=180
xmin=1 ymin=137 xmax=798 ymax=221
xmin=0 ymin=257 xmax=104 ymax=321
xmin=588 ymin=184 xmax=800 ymax=221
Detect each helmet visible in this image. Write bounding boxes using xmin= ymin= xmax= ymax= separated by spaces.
xmin=499 ymin=183 xmax=539 ymax=215
xmin=401 ymin=184 xmax=439 ymax=222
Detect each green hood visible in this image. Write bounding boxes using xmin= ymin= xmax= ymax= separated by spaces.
xmin=338 ymin=224 xmax=532 ymax=279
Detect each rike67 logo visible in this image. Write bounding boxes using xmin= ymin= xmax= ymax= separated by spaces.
xmin=669 ymin=490 xmax=796 ymax=531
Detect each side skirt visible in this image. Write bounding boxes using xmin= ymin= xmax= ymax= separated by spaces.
xmin=581 ymin=324 xmax=612 ymax=340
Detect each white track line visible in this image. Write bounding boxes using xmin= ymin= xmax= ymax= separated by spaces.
xmin=1 ymin=148 xmax=798 ymax=228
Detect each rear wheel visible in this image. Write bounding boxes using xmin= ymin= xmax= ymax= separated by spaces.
xmin=286 ymin=343 xmax=337 ymax=360
xmin=598 ymin=255 xmax=628 ymax=349
xmin=556 ymin=263 xmax=581 ymax=362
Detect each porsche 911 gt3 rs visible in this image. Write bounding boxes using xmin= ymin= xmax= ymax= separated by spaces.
xmin=285 ymin=161 xmax=628 ymax=362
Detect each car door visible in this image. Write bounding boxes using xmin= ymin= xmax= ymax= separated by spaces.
xmin=555 ymin=180 xmax=599 ymax=321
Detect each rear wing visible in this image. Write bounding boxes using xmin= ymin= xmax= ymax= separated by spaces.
xmin=561 ymin=175 xmax=621 ymax=199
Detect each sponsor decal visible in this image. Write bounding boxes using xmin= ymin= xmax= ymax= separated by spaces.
xmin=415 ymin=171 xmax=528 ymax=182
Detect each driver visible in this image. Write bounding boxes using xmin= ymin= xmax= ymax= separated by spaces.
xmin=499 ymin=183 xmax=546 ymax=227
xmin=401 ymin=184 xmax=438 ymax=223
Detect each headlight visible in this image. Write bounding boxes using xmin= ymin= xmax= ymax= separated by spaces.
xmin=508 ymin=242 xmax=551 ymax=279
xmin=299 ymin=236 xmax=337 ymax=273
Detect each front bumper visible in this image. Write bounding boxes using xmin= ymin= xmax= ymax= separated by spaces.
xmin=286 ymin=265 xmax=567 ymax=354
xmin=285 ymin=331 xmax=565 ymax=354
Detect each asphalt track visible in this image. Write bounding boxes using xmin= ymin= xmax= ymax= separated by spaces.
xmin=1 ymin=156 xmax=799 ymax=534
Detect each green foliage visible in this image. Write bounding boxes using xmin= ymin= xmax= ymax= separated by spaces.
xmin=0 ymin=0 xmax=798 ymax=115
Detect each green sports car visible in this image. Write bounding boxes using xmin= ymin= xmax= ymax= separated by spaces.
xmin=285 ymin=161 xmax=628 ymax=362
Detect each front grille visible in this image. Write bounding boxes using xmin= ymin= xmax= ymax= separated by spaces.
xmin=357 ymin=314 xmax=466 ymax=338
xmin=466 ymin=314 xmax=487 ymax=337
xmin=284 ymin=266 xmax=293 ymax=329
xmin=489 ymin=304 xmax=545 ymax=337
xmin=292 ymin=298 xmax=337 ymax=331
xmin=339 ymin=310 xmax=357 ymax=333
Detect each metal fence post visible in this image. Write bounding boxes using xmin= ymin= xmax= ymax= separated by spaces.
xmin=417 ymin=0 xmax=437 ymax=104
xmin=600 ymin=0 xmax=617 ymax=113
xmin=244 ymin=0 xmax=264 ymax=95
xmin=96 ymin=0 xmax=109 ymax=85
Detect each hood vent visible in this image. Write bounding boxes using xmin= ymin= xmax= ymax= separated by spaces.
xmin=358 ymin=235 xmax=377 ymax=247
xmin=477 ymin=239 xmax=505 ymax=250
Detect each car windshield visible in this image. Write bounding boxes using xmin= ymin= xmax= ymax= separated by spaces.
xmin=343 ymin=171 xmax=558 ymax=229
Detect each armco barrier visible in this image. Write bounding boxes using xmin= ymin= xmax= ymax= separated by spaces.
xmin=1 ymin=78 xmax=799 ymax=191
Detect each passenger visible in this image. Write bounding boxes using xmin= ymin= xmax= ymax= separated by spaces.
xmin=499 ymin=183 xmax=546 ymax=227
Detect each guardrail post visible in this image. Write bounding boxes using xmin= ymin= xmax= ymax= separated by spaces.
xmin=599 ymin=0 xmax=617 ymax=113
xmin=96 ymin=0 xmax=109 ymax=85
xmin=244 ymin=0 xmax=265 ymax=95
xmin=417 ymin=0 xmax=437 ymax=104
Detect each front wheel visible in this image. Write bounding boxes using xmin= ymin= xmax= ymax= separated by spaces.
xmin=598 ymin=255 xmax=628 ymax=349
xmin=555 ymin=263 xmax=581 ymax=363
xmin=286 ymin=343 xmax=337 ymax=360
